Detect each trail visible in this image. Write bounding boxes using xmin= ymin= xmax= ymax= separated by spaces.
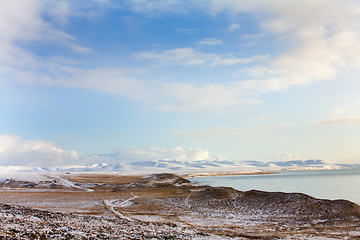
xmin=43 ymin=174 xmax=94 ymax=192
xmin=103 ymin=194 xmax=139 ymax=221
xmin=118 ymin=193 xmax=138 ymax=207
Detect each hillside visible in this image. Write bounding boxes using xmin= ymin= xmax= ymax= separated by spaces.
xmin=0 ymin=173 xmax=359 ymax=239
xmin=0 ymin=159 xmax=347 ymax=175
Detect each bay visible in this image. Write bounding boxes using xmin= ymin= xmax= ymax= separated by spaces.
xmin=192 ymin=169 xmax=360 ymax=204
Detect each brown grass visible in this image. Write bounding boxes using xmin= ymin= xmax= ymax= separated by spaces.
xmin=1 ymin=173 xmax=359 ymax=239
xmin=60 ymin=173 xmax=144 ymax=184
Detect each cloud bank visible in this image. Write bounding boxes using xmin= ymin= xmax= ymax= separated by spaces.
xmin=319 ymin=116 xmax=360 ymax=125
xmin=0 ymin=135 xmax=338 ymax=168
xmin=0 ymin=135 xmax=79 ymax=166
xmin=92 ymin=146 xmax=212 ymax=164
xmin=0 ymin=135 xmax=214 ymax=166
xmin=1 ymin=0 xmax=360 ymax=112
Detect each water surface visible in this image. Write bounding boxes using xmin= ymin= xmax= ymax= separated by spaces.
xmin=192 ymin=169 xmax=360 ymax=204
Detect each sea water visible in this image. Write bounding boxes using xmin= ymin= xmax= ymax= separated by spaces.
xmin=192 ymin=168 xmax=360 ymax=204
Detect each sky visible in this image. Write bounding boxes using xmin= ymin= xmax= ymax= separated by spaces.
xmin=1 ymin=0 xmax=360 ymax=166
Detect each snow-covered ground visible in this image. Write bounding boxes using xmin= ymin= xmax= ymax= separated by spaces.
xmin=0 ymin=203 xmax=220 ymax=239
xmin=0 ymin=173 xmax=359 ymax=239
xmin=0 ymin=159 xmax=348 ymax=177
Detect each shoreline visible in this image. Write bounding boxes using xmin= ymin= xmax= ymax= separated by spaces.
xmin=182 ymin=167 xmax=353 ymax=178
xmin=183 ymin=170 xmax=279 ymax=178
xmin=0 ymin=172 xmax=359 ymax=239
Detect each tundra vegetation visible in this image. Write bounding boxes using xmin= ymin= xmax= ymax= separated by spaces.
xmin=0 ymin=173 xmax=359 ymax=239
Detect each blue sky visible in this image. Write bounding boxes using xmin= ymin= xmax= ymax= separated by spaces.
xmin=1 ymin=0 xmax=360 ymax=166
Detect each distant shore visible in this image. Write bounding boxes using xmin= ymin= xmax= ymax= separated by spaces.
xmin=0 ymin=172 xmax=359 ymax=239
xmin=183 ymin=170 xmax=279 ymax=178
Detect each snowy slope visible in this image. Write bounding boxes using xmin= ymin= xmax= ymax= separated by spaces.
xmin=0 ymin=159 xmax=346 ymax=174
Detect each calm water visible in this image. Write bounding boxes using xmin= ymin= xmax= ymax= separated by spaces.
xmin=192 ymin=169 xmax=360 ymax=204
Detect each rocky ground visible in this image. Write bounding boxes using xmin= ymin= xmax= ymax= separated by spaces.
xmin=0 ymin=203 xmax=216 ymax=239
xmin=0 ymin=173 xmax=360 ymax=239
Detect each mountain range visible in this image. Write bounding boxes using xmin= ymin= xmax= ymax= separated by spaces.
xmin=1 ymin=158 xmax=358 ymax=174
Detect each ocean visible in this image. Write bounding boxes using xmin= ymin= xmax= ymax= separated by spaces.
xmin=192 ymin=168 xmax=360 ymax=204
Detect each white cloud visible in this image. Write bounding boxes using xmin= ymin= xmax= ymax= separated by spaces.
xmin=0 ymin=135 xmax=79 ymax=166
xmin=124 ymin=0 xmax=205 ymax=15
xmin=129 ymin=1 xmax=360 ymax=107
xmin=329 ymin=107 xmax=348 ymax=117
xmin=144 ymin=146 xmax=210 ymax=162
xmin=20 ymin=65 xmax=258 ymax=112
xmin=319 ymin=104 xmax=360 ymax=125
xmin=173 ymin=122 xmax=293 ymax=139
xmin=173 ymin=127 xmax=244 ymax=139
xmin=0 ymin=135 xmax=213 ymax=166
xmin=137 ymin=48 xmax=207 ymax=65
xmin=56 ymin=68 xmax=154 ymax=102
xmin=126 ymin=0 xmax=182 ymax=14
xmin=153 ymin=82 xmax=262 ymax=112
xmin=176 ymin=28 xmax=197 ymax=35
xmin=101 ymin=146 xmax=211 ymax=163
xmin=92 ymin=0 xmax=111 ymax=3
xmin=319 ymin=117 xmax=360 ymax=125
xmin=136 ymin=47 xmax=268 ymax=66
xmin=62 ymin=68 xmax=263 ymax=111
xmin=241 ymin=33 xmax=265 ymax=46
xmin=46 ymin=1 xmax=71 ymax=25
xmin=2 ymin=0 xmax=360 ymax=112
xmin=267 ymin=153 xmax=302 ymax=162
xmin=197 ymin=38 xmax=223 ymax=46
xmin=0 ymin=0 xmax=89 ymax=51
xmin=228 ymin=23 xmax=241 ymax=32
xmin=69 ymin=44 xmax=91 ymax=54
xmin=0 ymin=0 xmax=90 ymax=90
xmin=241 ymin=33 xmax=264 ymax=40
xmin=208 ymin=0 xmax=360 ymax=91
xmin=0 ymin=54 xmax=261 ymax=112
xmin=0 ymin=0 xmax=44 ymax=42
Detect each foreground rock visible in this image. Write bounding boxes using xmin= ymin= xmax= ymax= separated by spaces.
xmin=0 ymin=173 xmax=359 ymax=239
xmin=0 ymin=203 xmax=212 ymax=239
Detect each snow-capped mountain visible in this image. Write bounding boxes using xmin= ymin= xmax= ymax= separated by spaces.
xmin=0 ymin=159 xmax=349 ymax=174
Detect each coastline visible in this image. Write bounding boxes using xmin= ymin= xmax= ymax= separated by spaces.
xmin=183 ymin=170 xmax=279 ymax=178
xmin=190 ymin=168 xmax=360 ymax=205
xmin=0 ymin=172 xmax=359 ymax=239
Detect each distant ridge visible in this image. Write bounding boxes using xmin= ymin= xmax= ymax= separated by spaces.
xmin=0 ymin=159 xmax=353 ymax=173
